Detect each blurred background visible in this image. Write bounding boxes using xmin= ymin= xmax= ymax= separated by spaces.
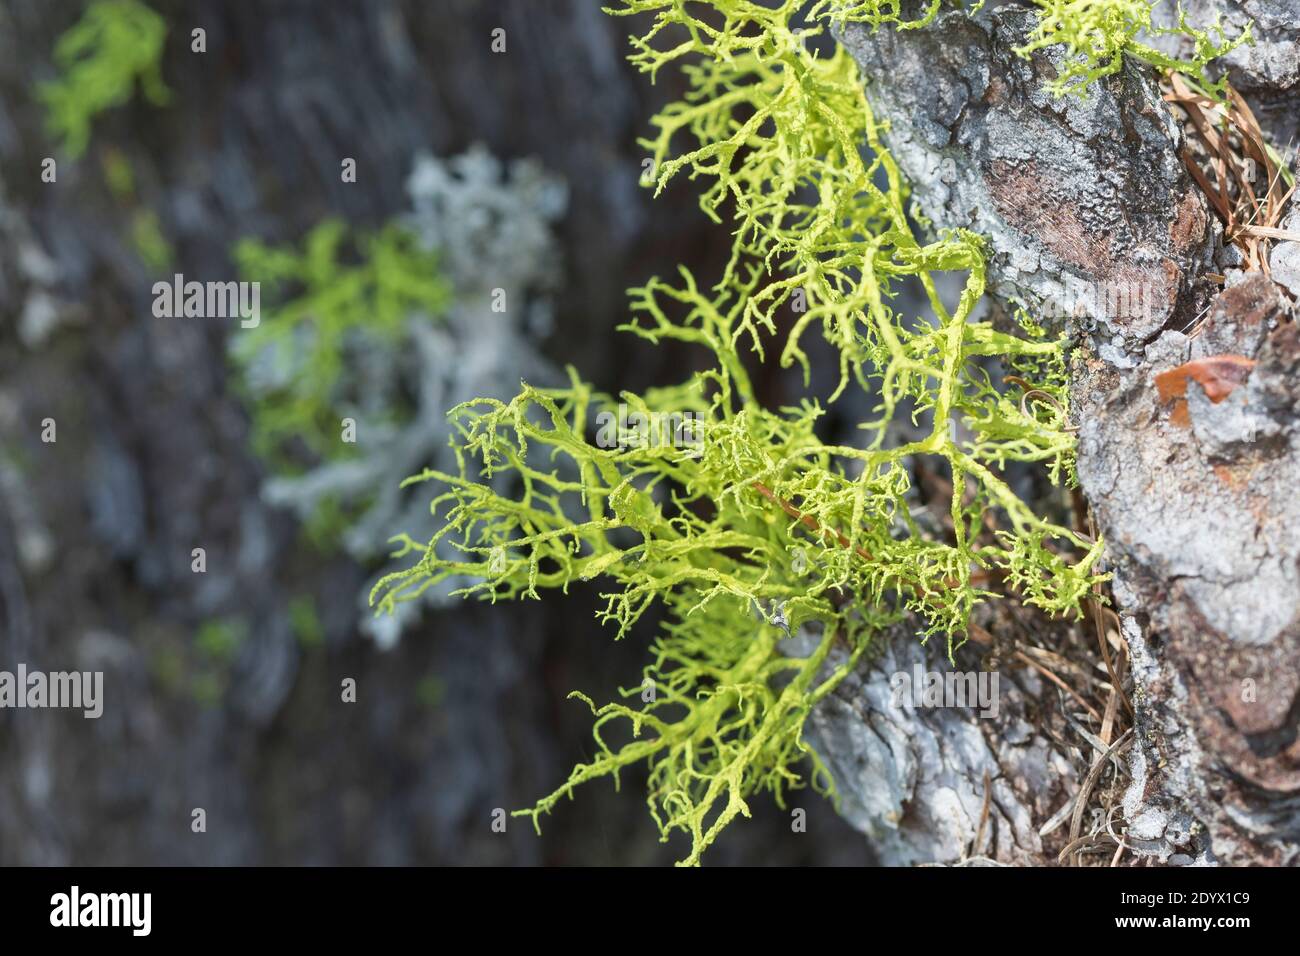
xmin=0 ymin=0 xmax=872 ymax=865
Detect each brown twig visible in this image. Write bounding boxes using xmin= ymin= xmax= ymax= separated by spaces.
xmin=751 ymin=480 xmax=995 ymax=590
xmin=1062 ymin=728 xmax=1135 ymax=866
xmin=1166 ymin=73 xmax=1299 ymax=270
xmin=1089 ymin=514 xmax=1133 ymax=719
xmin=752 ymin=480 xmax=873 ymax=562
xmin=1016 ymin=650 xmax=1104 ymax=725
xmin=972 ymin=770 xmax=993 ymax=859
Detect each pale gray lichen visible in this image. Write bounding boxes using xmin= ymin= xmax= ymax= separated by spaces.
xmin=246 ymin=146 xmax=567 ymax=647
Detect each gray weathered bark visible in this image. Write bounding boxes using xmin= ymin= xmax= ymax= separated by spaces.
xmin=794 ymin=619 xmax=1092 ymax=865
xmin=824 ymin=1 xmax=1300 ymax=865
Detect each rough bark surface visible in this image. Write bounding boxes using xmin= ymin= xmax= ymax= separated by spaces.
xmin=1150 ymin=0 xmax=1300 ymax=151
xmin=838 ymin=3 xmax=1216 ymax=361
xmin=791 ymin=621 xmax=1083 ymax=866
xmin=831 ymin=1 xmax=1300 ymax=865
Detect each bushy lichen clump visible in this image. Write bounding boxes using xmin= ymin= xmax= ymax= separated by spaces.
xmin=40 ymin=0 xmax=170 ymax=158
xmin=371 ymin=0 xmax=1235 ymax=864
xmin=1017 ymin=0 xmax=1249 ymax=97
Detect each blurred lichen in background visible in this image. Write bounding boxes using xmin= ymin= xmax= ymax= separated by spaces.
xmin=38 ymin=0 xmax=170 ymax=158
xmin=231 ymin=220 xmax=452 ymax=483
xmin=231 ymin=146 xmax=566 ymax=647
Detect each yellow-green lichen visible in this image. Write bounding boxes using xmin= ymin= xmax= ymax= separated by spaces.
xmin=40 ymin=0 xmax=170 ymax=158
xmin=371 ymin=0 xmax=1240 ymax=865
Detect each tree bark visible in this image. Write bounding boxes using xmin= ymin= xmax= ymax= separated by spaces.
xmin=823 ymin=0 xmax=1300 ymax=865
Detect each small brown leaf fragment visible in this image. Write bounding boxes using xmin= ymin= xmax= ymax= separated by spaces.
xmin=1156 ymin=354 xmax=1256 ymax=403
xmin=1167 ymin=398 xmax=1192 ymax=427
xmin=1155 ymin=355 xmax=1256 ymax=427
